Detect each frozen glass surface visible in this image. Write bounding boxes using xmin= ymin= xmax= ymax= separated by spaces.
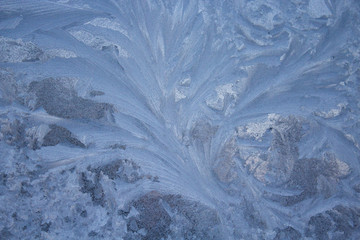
xmin=1 ymin=0 xmax=360 ymax=239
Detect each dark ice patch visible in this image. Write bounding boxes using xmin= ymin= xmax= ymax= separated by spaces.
xmin=0 ymin=228 xmax=13 ymax=239
xmin=274 ymin=226 xmax=301 ymax=240
xmin=109 ymin=143 xmax=126 ymax=150
xmin=0 ymin=69 xmax=18 ymax=104
xmin=131 ymin=192 xmax=172 ymax=240
xmin=0 ymin=119 xmax=26 ymax=148
xmin=290 ymin=158 xmax=321 ymax=194
xmin=124 ymin=192 xmax=222 ymax=240
xmin=40 ymin=222 xmax=51 ymax=232
xmin=305 ymin=205 xmax=360 ymax=239
xmin=42 ymin=124 xmax=85 ymax=148
xmin=0 ymin=173 xmax=7 ymax=186
xmin=243 ymin=200 xmax=266 ymax=229
xmin=79 ymin=172 xmax=105 ymax=207
xmin=191 ymin=120 xmax=218 ymax=142
xmin=89 ymin=90 xmax=105 ymax=97
xmin=90 ymin=159 xmax=143 ymax=183
xmin=29 ymin=78 xmax=113 ymax=120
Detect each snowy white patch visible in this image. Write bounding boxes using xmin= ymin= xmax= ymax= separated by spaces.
xmin=206 ymin=80 xmax=247 ymax=111
xmin=25 ymin=124 xmax=50 ymax=148
xmin=308 ymin=0 xmax=332 ymax=18
xmin=45 ymin=49 xmax=77 ymax=59
xmin=237 ymin=114 xmax=280 ymax=141
xmin=69 ymin=30 xmax=128 ymax=57
xmin=314 ymin=103 xmax=347 ymax=119
xmin=174 ymin=88 xmax=186 ymax=102
xmin=86 ymin=18 xmax=129 ymax=38
xmin=335 ymin=158 xmax=350 ymax=177
xmin=69 ymin=30 xmax=104 ymax=50
xmin=180 ymin=77 xmax=191 ymax=86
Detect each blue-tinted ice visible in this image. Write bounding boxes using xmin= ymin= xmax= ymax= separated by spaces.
xmin=1 ymin=0 xmax=360 ymax=239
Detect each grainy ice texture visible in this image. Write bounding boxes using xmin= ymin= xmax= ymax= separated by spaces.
xmin=0 ymin=0 xmax=360 ymax=239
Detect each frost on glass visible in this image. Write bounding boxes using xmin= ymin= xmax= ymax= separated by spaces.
xmin=0 ymin=0 xmax=360 ymax=239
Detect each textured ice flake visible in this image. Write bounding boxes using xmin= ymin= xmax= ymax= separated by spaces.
xmin=243 ymin=0 xmax=282 ymax=31
xmin=180 ymin=77 xmax=191 ymax=86
xmin=308 ymin=0 xmax=332 ymax=18
xmin=314 ymin=103 xmax=347 ymax=119
xmin=206 ymin=80 xmax=248 ymax=112
xmin=213 ymin=139 xmax=238 ymax=183
xmin=174 ymin=88 xmax=186 ymax=102
xmin=244 ymin=153 xmax=268 ymax=182
xmin=0 ymin=69 xmax=17 ymax=103
xmin=206 ymin=84 xmax=235 ymax=111
xmin=45 ymin=49 xmax=77 ymax=59
xmin=86 ymin=18 xmax=129 ymax=38
xmin=0 ymin=36 xmax=44 ymax=63
xmin=0 ymin=37 xmax=76 ymax=62
xmin=237 ymin=114 xmax=280 ymax=141
xmin=69 ymin=30 xmax=105 ymax=50
xmin=236 ymin=115 xmax=303 ymax=185
xmin=69 ymin=30 xmax=129 ymax=57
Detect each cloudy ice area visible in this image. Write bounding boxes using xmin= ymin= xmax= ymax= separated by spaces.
xmin=0 ymin=0 xmax=360 ymax=239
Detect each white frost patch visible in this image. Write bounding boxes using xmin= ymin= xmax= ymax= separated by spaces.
xmin=25 ymin=124 xmax=50 ymax=148
xmin=308 ymin=0 xmax=332 ymax=18
xmin=206 ymin=95 xmax=224 ymax=111
xmin=206 ymin=80 xmax=247 ymax=111
xmin=180 ymin=77 xmax=191 ymax=86
xmin=344 ymin=133 xmax=360 ymax=150
xmin=244 ymin=1 xmax=282 ymax=31
xmin=69 ymin=30 xmax=128 ymax=57
xmin=116 ymin=46 xmax=129 ymax=58
xmin=237 ymin=114 xmax=280 ymax=141
xmin=45 ymin=49 xmax=77 ymax=59
xmin=175 ymin=88 xmax=186 ymax=102
xmin=70 ymin=30 xmax=104 ymax=50
xmin=86 ymin=18 xmax=129 ymax=38
xmin=314 ymin=103 xmax=346 ymax=119
xmin=335 ymin=158 xmax=350 ymax=177
xmin=324 ymin=153 xmax=351 ymax=178
xmin=280 ymin=53 xmax=286 ymax=61
xmin=216 ymin=83 xmax=238 ymax=99
xmin=206 ymin=84 xmax=233 ymax=111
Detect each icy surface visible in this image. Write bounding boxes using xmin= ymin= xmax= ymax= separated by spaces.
xmin=1 ymin=0 xmax=360 ymax=239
